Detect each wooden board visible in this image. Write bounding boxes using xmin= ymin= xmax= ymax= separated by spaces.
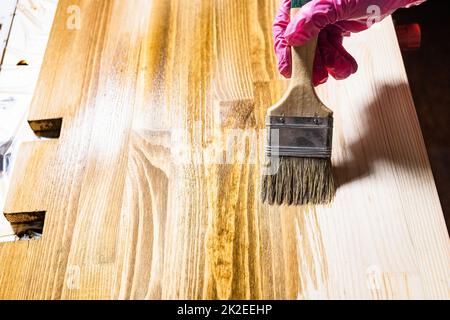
xmin=0 ymin=0 xmax=58 ymax=241
xmin=0 ymin=0 xmax=448 ymax=299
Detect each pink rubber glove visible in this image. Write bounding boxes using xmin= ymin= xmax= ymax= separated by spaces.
xmin=274 ymin=0 xmax=426 ymax=86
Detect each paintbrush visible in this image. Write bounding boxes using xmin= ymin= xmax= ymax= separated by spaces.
xmin=261 ymin=0 xmax=335 ymax=206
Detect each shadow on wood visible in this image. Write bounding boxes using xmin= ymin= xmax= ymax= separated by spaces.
xmin=334 ymin=83 xmax=429 ymax=189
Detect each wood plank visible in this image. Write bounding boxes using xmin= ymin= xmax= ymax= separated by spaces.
xmin=0 ymin=0 xmax=58 ymax=241
xmin=0 ymin=0 xmax=448 ymax=299
xmin=0 ymin=2 xmax=18 ymax=236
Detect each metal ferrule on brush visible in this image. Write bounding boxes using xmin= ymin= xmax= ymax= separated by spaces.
xmin=265 ymin=116 xmax=333 ymax=158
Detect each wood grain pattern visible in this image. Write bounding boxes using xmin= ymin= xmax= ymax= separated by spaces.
xmin=0 ymin=0 xmax=448 ymax=299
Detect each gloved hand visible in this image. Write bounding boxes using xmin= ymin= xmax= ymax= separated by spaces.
xmin=274 ymin=0 xmax=426 ymax=86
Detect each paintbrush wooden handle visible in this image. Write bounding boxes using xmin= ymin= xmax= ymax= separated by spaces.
xmin=268 ymin=39 xmax=332 ymax=117
xmin=268 ymin=2 xmax=332 ymax=117
xmin=289 ymin=6 xmax=316 ymax=89
xmin=290 ymin=38 xmax=318 ymax=90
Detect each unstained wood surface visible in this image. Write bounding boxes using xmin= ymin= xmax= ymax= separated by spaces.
xmin=0 ymin=0 xmax=448 ymax=300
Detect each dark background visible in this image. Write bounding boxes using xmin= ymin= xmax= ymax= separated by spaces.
xmin=393 ymin=0 xmax=450 ymax=230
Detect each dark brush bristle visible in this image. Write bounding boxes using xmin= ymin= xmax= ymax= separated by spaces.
xmin=261 ymin=157 xmax=335 ymax=206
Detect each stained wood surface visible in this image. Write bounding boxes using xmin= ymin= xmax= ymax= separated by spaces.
xmin=0 ymin=0 xmax=448 ymax=299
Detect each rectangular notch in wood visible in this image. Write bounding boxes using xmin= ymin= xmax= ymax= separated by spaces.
xmin=3 ymin=211 xmax=46 ymax=241
xmin=28 ymin=118 xmax=63 ymax=138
